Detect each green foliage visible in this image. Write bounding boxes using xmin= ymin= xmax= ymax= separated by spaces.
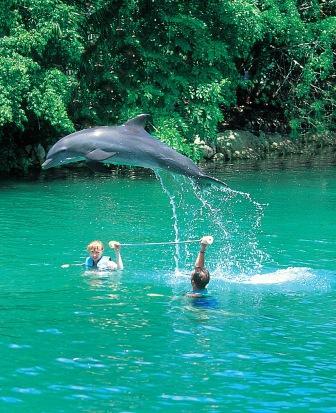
xmin=0 ymin=0 xmax=335 ymax=174
xmin=247 ymin=0 xmax=336 ymax=136
xmin=154 ymin=114 xmax=201 ymax=160
xmin=0 ymin=0 xmax=83 ymax=172
xmin=76 ymin=0 xmax=243 ymax=158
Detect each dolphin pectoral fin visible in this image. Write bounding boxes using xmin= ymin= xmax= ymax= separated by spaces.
xmin=86 ymin=161 xmax=111 ymax=173
xmin=86 ymin=149 xmax=116 ymax=161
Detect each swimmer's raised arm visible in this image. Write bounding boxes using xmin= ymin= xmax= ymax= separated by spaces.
xmin=109 ymin=241 xmax=124 ymax=270
xmin=194 ymin=236 xmax=213 ymax=269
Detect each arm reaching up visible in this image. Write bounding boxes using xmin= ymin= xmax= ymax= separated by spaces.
xmin=109 ymin=241 xmax=124 ymax=270
xmin=194 ymin=236 xmax=213 ymax=269
xmin=190 ymin=236 xmax=213 ymax=292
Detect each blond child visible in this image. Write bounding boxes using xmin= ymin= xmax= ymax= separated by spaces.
xmin=85 ymin=240 xmax=123 ymax=271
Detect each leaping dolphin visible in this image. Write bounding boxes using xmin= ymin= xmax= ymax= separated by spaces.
xmin=41 ymin=114 xmax=227 ymax=186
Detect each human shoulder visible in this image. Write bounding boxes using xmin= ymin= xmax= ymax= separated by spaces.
xmin=85 ymin=257 xmax=94 ymax=267
xmin=186 ymin=288 xmax=208 ymax=298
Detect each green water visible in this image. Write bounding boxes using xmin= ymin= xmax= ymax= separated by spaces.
xmin=0 ymin=157 xmax=335 ymax=412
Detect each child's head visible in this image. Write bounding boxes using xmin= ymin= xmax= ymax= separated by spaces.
xmin=87 ymin=240 xmax=104 ymax=261
xmin=191 ymin=267 xmax=210 ymax=290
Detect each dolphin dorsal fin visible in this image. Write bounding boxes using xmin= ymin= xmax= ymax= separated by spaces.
xmin=124 ymin=114 xmax=150 ymax=130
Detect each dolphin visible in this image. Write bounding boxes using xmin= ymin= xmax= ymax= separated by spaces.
xmin=41 ymin=114 xmax=227 ymax=186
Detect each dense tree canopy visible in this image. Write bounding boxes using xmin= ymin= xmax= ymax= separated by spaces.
xmin=0 ymin=0 xmax=335 ymax=173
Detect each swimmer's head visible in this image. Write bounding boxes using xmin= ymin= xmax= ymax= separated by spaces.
xmin=87 ymin=240 xmax=104 ymax=261
xmin=191 ymin=267 xmax=210 ymax=290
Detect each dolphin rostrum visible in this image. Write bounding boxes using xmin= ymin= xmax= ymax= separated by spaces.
xmin=41 ymin=114 xmax=227 ymax=186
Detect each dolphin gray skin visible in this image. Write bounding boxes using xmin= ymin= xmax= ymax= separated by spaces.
xmin=42 ymin=114 xmax=227 ymax=186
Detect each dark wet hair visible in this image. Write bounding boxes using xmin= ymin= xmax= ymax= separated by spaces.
xmin=191 ymin=267 xmax=210 ymax=289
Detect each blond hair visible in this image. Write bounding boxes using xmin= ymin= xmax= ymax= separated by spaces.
xmin=87 ymin=240 xmax=104 ymax=252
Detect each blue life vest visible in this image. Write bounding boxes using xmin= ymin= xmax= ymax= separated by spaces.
xmin=188 ymin=290 xmax=219 ymax=309
xmin=85 ymin=256 xmax=113 ymax=270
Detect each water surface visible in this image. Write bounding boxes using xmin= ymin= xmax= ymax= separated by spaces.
xmin=0 ymin=156 xmax=335 ymax=412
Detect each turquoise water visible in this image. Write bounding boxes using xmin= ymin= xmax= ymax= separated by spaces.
xmin=0 ymin=157 xmax=335 ymax=412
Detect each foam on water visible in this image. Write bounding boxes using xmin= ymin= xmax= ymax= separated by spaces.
xmin=238 ymin=267 xmax=313 ymax=285
xmin=169 ymin=265 xmax=333 ymax=295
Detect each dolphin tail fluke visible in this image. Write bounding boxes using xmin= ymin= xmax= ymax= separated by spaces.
xmin=200 ymin=174 xmax=228 ymax=187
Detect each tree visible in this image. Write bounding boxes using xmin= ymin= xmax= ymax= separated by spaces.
xmin=0 ymin=0 xmax=83 ymax=172
xmin=0 ymin=0 xmax=335 ymax=174
xmin=76 ymin=0 xmax=245 ymax=157
xmin=243 ymin=0 xmax=336 ymax=136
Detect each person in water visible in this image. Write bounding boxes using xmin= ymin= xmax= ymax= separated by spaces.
xmin=85 ymin=240 xmax=123 ymax=271
xmin=187 ymin=236 xmax=212 ymax=297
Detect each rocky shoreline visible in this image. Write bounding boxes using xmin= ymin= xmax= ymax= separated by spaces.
xmin=195 ymin=130 xmax=336 ymax=162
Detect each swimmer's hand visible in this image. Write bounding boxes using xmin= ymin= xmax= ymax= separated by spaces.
xmin=108 ymin=240 xmax=121 ymax=251
xmin=200 ymin=236 xmax=213 ymax=246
